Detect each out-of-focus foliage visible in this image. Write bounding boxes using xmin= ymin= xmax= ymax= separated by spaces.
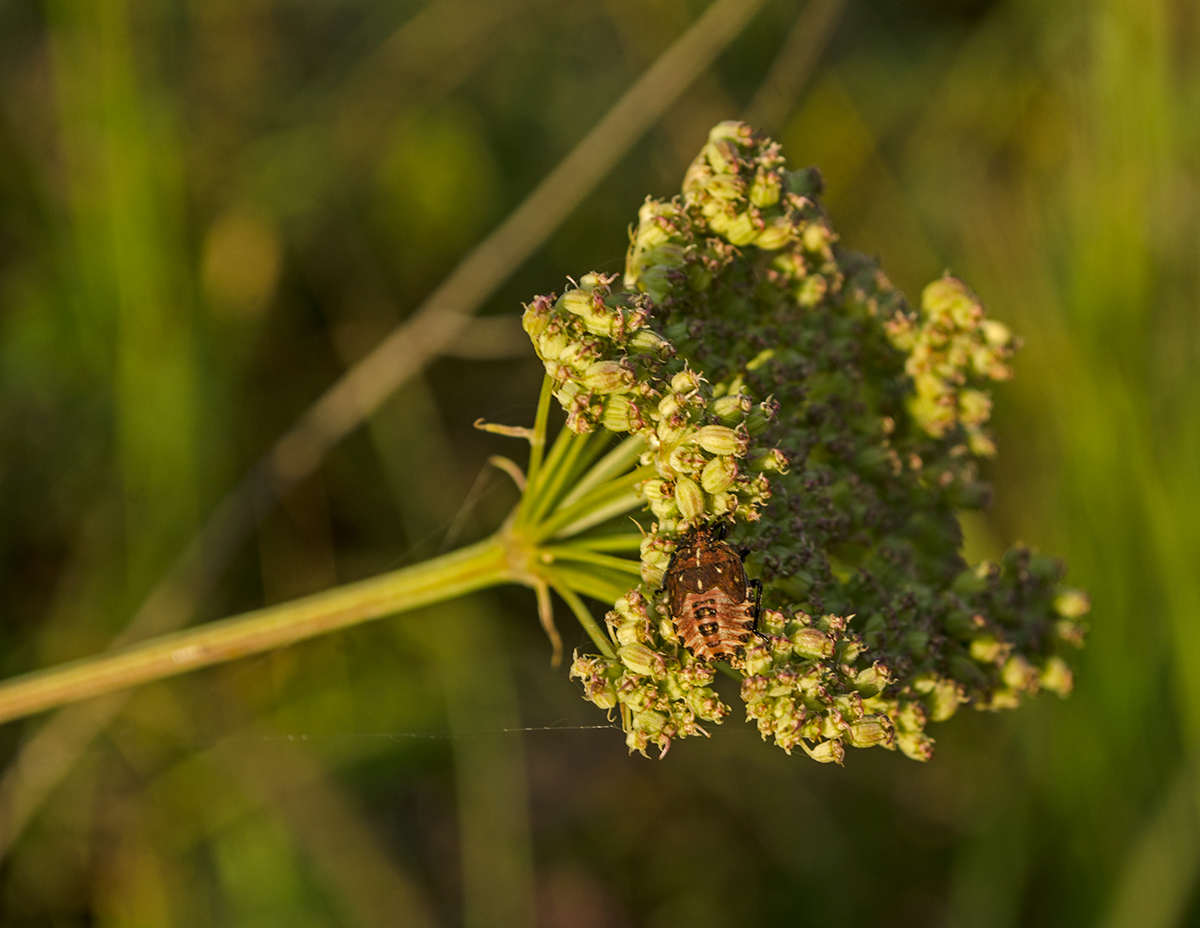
xmin=0 ymin=0 xmax=1195 ymax=926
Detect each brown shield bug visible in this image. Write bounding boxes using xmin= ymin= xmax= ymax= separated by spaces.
xmin=663 ymin=522 xmax=763 ymax=662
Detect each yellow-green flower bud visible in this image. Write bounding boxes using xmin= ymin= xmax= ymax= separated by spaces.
xmin=640 ymin=478 xmax=667 ymax=502
xmin=1055 ymin=618 xmax=1087 ymax=647
xmin=1054 ymin=588 xmax=1091 ymax=619
xmin=712 ymin=393 xmax=751 ymax=423
xmin=722 ymin=211 xmax=760 ymax=246
xmin=845 ymin=717 xmax=893 ymax=749
xmin=709 ymin=491 xmax=736 ymax=515
xmin=854 ymin=662 xmax=891 ymax=697
xmin=629 ymin=329 xmax=672 ymax=355
xmin=704 ymin=136 xmax=741 ymax=174
xmin=760 ymin=609 xmax=787 ymax=637
xmin=1002 ymin=654 xmax=1039 ymax=692
xmin=806 ymin=739 xmax=844 ymax=764
xmin=970 ymin=634 xmax=1006 ymax=664
xmin=791 ymin=628 xmax=833 ymax=660
xmin=745 ymin=402 xmax=777 ymax=435
xmin=982 ymin=318 xmax=1012 ymax=346
xmin=581 ymin=360 xmax=633 ymax=394
xmin=560 ymin=288 xmax=595 ymax=316
xmin=700 ymin=455 xmax=737 ymax=493
xmin=601 ymin=395 xmax=643 ymax=432
xmin=1040 ymin=656 xmax=1074 ymax=696
xmin=922 ymin=276 xmax=981 ymax=327
xmin=896 ymin=731 xmax=934 ymax=762
xmin=657 ymin=393 xmax=682 ymax=419
xmin=537 ymin=327 xmax=570 ymax=361
xmin=958 ymin=389 xmax=992 ymax=427
xmin=674 ymin=475 xmax=705 ymax=521
xmin=671 ymin=368 xmax=702 ymax=395
xmin=748 ymin=448 xmax=789 ymax=472
xmin=755 ymin=216 xmax=793 ymax=250
xmin=749 ymin=168 xmax=782 ymax=208
xmin=926 ymin=679 xmax=963 ymax=722
xmin=619 ymin=644 xmax=665 ymax=678
xmin=695 ymin=424 xmax=746 ymax=456
xmin=801 ymin=221 xmax=833 ymax=253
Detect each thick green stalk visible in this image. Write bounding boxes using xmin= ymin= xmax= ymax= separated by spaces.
xmin=0 ymin=535 xmax=514 ymax=724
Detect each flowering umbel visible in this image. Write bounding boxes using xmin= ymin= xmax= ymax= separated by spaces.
xmin=520 ymin=122 xmax=1087 ymax=760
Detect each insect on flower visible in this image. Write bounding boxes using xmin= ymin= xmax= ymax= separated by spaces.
xmin=663 ymin=522 xmax=763 ymax=662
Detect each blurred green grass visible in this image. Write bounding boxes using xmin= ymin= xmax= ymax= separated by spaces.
xmin=0 ymin=0 xmax=1195 ymax=925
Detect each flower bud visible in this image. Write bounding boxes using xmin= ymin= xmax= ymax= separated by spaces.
xmin=667 ymin=446 xmax=706 ymax=476
xmin=836 ymin=637 xmax=863 ymax=664
xmin=922 ymin=276 xmax=981 ymax=327
xmin=674 ymin=475 xmax=705 ymax=521
xmin=560 ymin=287 xmax=596 ymax=316
xmin=982 ymin=318 xmax=1012 ymax=347
xmin=700 ymin=455 xmax=737 ymax=493
xmin=586 ymin=678 xmax=618 ymax=709
xmin=1054 ymin=588 xmax=1091 ymax=619
xmin=629 ymin=329 xmax=672 ymax=355
xmin=896 ymin=731 xmax=934 ymax=762
xmin=801 ymin=221 xmax=833 ymax=254
xmin=958 ymin=389 xmax=992 ymax=428
xmin=581 ymin=360 xmax=633 ymax=394
xmin=806 ymin=739 xmax=845 ymax=764
xmin=791 ymin=628 xmax=833 ymax=660
xmin=748 ymin=448 xmax=789 ymax=472
xmin=854 ymin=662 xmax=891 ymax=697
xmin=1040 ymin=656 xmax=1074 ymax=696
xmin=711 ymin=393 xmax=752 ymax=423
xmin=754 ymin=216 xmax=793 ymax=250
xmin=601 ymin=395 xmax=644 ymax=432
xmin=741 ymin=643 xmax=773 ymax=676
xmin=1055 ymin=618 xmax=1087 ymax=647
xmin=845 ymin=717 xmax=894 ymax=749
xmin=537 ymin=327 xmax=570 ymax=361
xmin=745 ymin=401 xmax=777 ymax=435
xmin=619 ymin=643 xmax=665 ymax=678
xmin=695 ymin=424 xmax=747 ymax=456
xmin=720 ymin=211 xmax=760 ymax=247
xmin=749 ymin=168 xmax=782 ymax=208
xmin=926 ymin=679 xmax=963 ymax=722
xmin=1002 ymin=654 xmax=1039 ymax=693
xmin=640 ymin=478 xmax=668 ymax=502
xmin=970 ymin=634 xmax=1007 ymax=664
xmin=671 ymin=368 xmax=702 ymax=395
xmin=755 ymin=609 xmax=783 ymax=638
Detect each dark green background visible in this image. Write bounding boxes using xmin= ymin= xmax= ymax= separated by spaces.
xmin=0 ymin=0 xmax=1190 ymax=925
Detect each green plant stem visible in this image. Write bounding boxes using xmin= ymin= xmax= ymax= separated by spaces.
xmin=0 ymin=535 xmax=515 ymax=725
xmin=540 ymin=546 xmax=643 ymax=575
xmin=534 ymin=465 xmax=656 ymax=540
xmin=523 ymin=375 xmax=554 ymax=488
xmin=547 ymin=565 xmax=633 ymax=608
xmin=527 ymin=429 xmax=589 ymax=524
xmin=557 ymin=434 xmax=644 ymax=508
xmin=566 ymin=534 xmax=645 ymax=552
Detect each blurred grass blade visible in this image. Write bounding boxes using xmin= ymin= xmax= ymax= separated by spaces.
xmin=1098 ymin=765 xmax=1200 ymax=928
xmin=743 ymin=0 xmax=847 ymax=131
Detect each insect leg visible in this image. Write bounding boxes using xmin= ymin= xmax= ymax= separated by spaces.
xmin=749 ymin=578 xmax=764 ymax=636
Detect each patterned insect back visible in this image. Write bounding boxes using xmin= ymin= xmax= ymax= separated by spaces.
xmin=664 ymin=524 xmax=761 ymax=662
